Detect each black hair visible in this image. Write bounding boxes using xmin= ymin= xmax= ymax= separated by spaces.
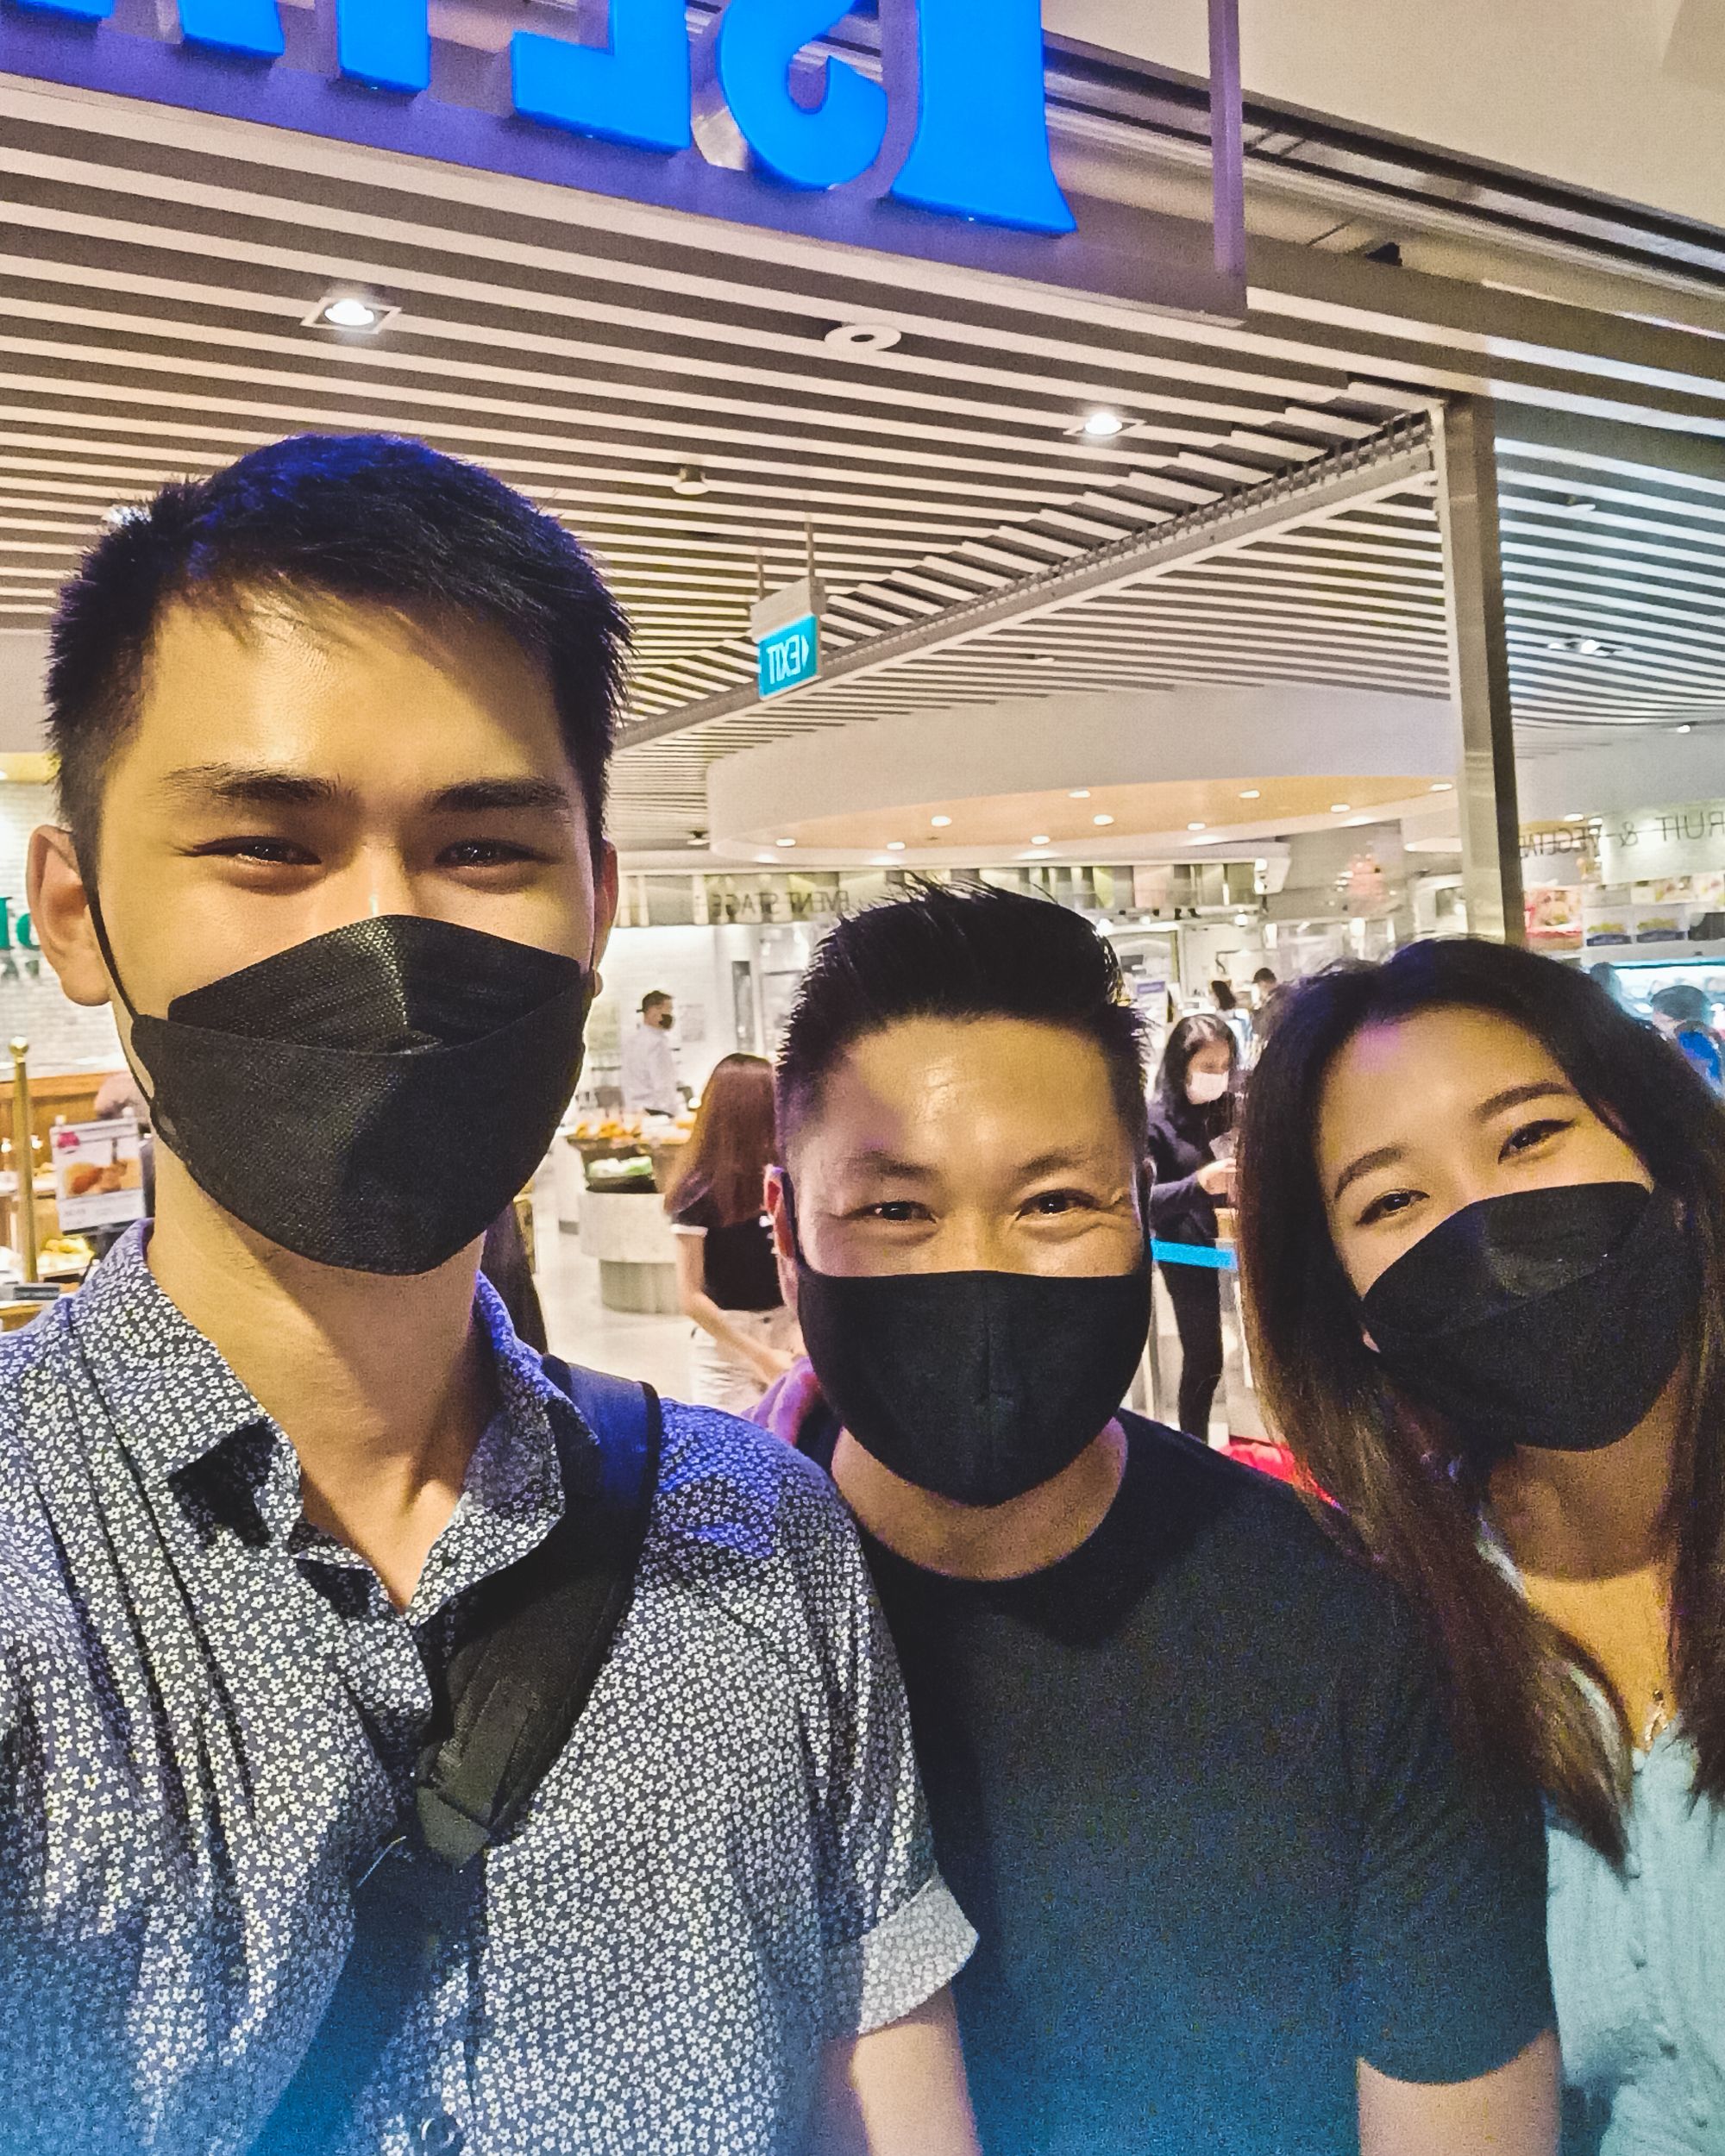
xmin=46 ymin=432 xmax=627 ymax=867
xmin=1239 ymin=936 xmax=1725 ymax=1859
xmin=776 ymin=880 xmax=1148 ymax=1153
xmin=641 ymin=990 xmax=673 ymax=1013
xmin=1211 ymin=978 xmax=1239 ymax=1011
xmin=1252 ymin=966 xmax=1278 ymax=986
xmin=1154 ymin=1012 xmax=1238 ymax=1119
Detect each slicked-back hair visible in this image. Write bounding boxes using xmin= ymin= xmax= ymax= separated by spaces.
xmin=775 ymin=880 xmax=1149 ymax=1156
xmin=46 ymin=432 xmax=627 ymax=868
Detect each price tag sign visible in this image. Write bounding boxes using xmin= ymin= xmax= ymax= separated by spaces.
xmin=51 ymin=1118 xmax=147 ymax=1231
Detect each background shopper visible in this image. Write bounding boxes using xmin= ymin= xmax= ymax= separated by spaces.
xmin=1209 ymin=978 xmax=1252 ymax=1058
xmin=1145 ymin=1013 xmax=1238 ymax=1438
xmin=667 ymin=1052 xmax=800 ymax=1411
xmin=620 ymin=987 xmax=680 ymax=1114
xmin=1239 ymin=937 xmax=1725 ymax=2155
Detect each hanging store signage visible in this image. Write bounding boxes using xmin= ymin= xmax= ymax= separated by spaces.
xmin=1599 ymin=801 xmax=1725 ymax=884
xmin=0 ymin=0 xmax=1247 ymax=321
xmin=751 ymin=573 xmax=822 ymax=699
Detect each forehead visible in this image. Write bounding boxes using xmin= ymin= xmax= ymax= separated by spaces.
xmin=794 ymin=1014 xmax=1132 ymax=1158
xmin=1316 ymin=1006 xmax=1565 ymax=1160
xmin=129 ymin=593 xmax=571 ymax=783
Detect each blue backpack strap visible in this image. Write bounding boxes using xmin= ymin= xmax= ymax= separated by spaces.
xmin=540 ymin=1354 xmax=660 ymax=1514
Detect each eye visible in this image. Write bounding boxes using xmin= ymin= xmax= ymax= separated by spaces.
xmin=1024 ymin=1188 xmax=1098 ymax=1217
xmin=1355 ymin=1187 xmax=1421 ymax=1229
xmin=857 ymin=1200 xmax=932 ymax=1225
xmin=189 ymin=836 xmax=318 ymax=868
xmin=1502 ymin=1116 xmax=1572 ymax=1159
xmin=439 ymin=838 xmax=548 ymax=869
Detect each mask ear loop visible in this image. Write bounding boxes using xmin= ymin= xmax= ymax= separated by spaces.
xmin=777 ymin=1170 xmax=809 ymax=1268
xmin=84 ymin=887 xmax=160 ymax=1121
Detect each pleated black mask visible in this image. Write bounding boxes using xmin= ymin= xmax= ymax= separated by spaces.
xmin=791 ymin=1206 xmax=1151 ymax=1507
xmin=1360 ymin=1181 xmax=1696 ymax=1457
xmin=103 ymin=911 xmax=589 ymax=1275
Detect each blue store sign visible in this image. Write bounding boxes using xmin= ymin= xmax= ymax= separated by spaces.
xmin=0 ymin=0 xmax=1247 ymax=320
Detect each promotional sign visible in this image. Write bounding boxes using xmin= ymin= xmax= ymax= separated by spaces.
xmin=51 ymin=1117 xmax=147 ymax=1231
xmin=0 ymin=0 xmax=1247 ymax=322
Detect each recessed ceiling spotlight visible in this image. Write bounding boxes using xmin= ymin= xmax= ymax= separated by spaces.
xmin=775 ymin=837 xmax=797 ymax=848
xmin=1093 ymin=812 xmax=1115 ymax=826
xmin=1676 ymin=724 xmax=1695 ymax=735
xmin=825 ymin=322 xmax=902 ymax=353
xmin=1564 ymin=496 xmax=1599 ymax=514
xmin=1069 ymin=788 xmax=1091 ymax=799
xmin=101 ymin=502 xmax=143 ymax=528
xmin=1031 ymin=834 xmax=1051 ymax=846
xmin=756 ymin=853 xmax=775 ymax=864
xmin=887 ymin=840 xmax=906 ymax=851
xmin=670 ymin=465 xmax=711 ymax=497
xmin=1188 ymin=822 xmax=1208 ymax=831
xmin=1346 ymin=815 xmax=1372 ymax=827
xmin=1239 ymin=789 xmax=1261 ymax=801
xmin=1188 ymin=835 xmax=1220 ymax=846
xmin=304 ymin=294 xmax=396 ymax=332
xmin=930 ymin=813 xmax=952 ymax=828
xmin=1030 ymin=653 xmax=1057 ymax=667
xmin=1564 ymin=812 xmax=1586 ymax=823
xmin=1330 ymin=803 xmax=1352 ymax=815
xmin=1078 ymin=409 xmax=1126 ymax=438
xmin=1430 ymin=781 xmax=1453 ymax=793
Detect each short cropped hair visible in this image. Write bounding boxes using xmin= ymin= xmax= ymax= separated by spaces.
xmin=642 ymin=990 xmax=673 ymax=1014
xmin=46 ymin=432 xmax=627 ymax=868
xmin=776 ymin=881 xmax=1148 ymax=1153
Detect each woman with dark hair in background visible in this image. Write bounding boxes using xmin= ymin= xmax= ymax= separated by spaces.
xmin=667 ymin=1052 xmax=801 ymax=1412
xmin=1145 ymin=1012 xmax=1238 ymax=1438
xmin=1238 ymin=938 xmax=1725 ymax=2153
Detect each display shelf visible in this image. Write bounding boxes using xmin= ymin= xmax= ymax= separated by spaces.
xmin=1563 ymin=939 xmax=1725 ymax=968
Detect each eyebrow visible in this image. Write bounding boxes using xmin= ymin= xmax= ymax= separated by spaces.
xmin=157 ymin=766 xmax=576 ymax=817
xmin=1329 ymin=1080 xmax=1580 ymax=1205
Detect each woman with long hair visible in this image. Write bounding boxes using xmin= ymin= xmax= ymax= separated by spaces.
xmin=1146 ymin=1013 xmax=1239 ymax=1438
xmin=1238 ymin=937 xmax=1725 ymax=2153
xmin=666 ymin=1053 xmax=801 ymax=1413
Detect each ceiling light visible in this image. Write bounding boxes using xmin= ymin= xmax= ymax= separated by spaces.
xmin=1069 ymin=788 xmax=1091 ymax=799
xmin=1563 ymin=496 xmax=1598 ymax=513
xmin=1430 ymin=781 xmax=1453 ymax=793
xmin=1079 ymin=409 xmax=1126 ymax=438
xmin=1188 ymin=835 xmax=1220 ymax=845
xmin=887 ymin=840 xmax=906 ymax=851
xmin=1330 ymin=803 xmax=1352 ymax=814
xmin=825 ymin=322 xmax=902 ymax=353
xmin=872 ymin=855 xmax=895 ymax=866
xmin=1564 ymin=812 xmax=1586 ymax=822
xmin=930 ymin=814 xmax=952 ymax=828
xmin=1254 ymin=858 xmax=1268 ymax=870
xmin=1030 ymin=653 xmax=1057 ymax=667
xmin=685 ymin=836 xmax=705 ymax=848
xmin=304 ymin=294 xmax=395 ymax=331
xmin=1239 ymin=789 xmax=1261 ymax=801
xmin=756 ymin=853 xmax=775 ymax=864
xmin=670 ymin=465 xmax=710 ymax=497
xmin=1346 ymin=816 xmax=1372 ymax=827
xmin=1093 ymin=812 xmax=1115 ymax=826
xmin=1187 ymin=821 xmax=1208 ymax=832
xmin=101 ymin=503 xmax=142 ymax=529
xmin=1677 ymin=724 xmax=1695 ymax=735
xmin=1031 ymin=834 xmax=1051 ymax=845
xmin=775 ymin=837 xmax=797 ymax=848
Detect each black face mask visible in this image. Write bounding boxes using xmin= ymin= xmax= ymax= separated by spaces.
xmin=101 ymin=911 xmax=589 ymax=1275
xmin=789 ymin=1192 xmax=1151 ymax=1507
xmin=1359 ymin=1181 xmax=1697 ymax=1457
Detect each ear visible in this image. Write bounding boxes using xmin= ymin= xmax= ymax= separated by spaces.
xmin=28 ymin=826 xmax=114 ymax=1008
xmin=588 ymin=837 xmax=619 ymax=972
xmin=764 ymin=1164 xmax=800 ymax=1317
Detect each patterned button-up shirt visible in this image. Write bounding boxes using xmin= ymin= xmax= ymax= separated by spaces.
xmin=0 ymin=1230 xmax=972 ymax=2154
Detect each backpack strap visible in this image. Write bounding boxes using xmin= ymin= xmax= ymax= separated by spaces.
xmin=251 ymin=1361 xmax=661 ymax=2156
xmin=413 ymin=1357 xmax=662 ymax=1865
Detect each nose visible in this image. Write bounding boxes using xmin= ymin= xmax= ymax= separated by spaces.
xmin=928 ymin=1209 xmax=1018 ymax=1273
xmin=311 ymin=843 xmax=420 ymax=937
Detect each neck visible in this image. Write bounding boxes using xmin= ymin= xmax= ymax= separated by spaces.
xmin=147 ymin=1150 xmax=493 ymax=1601
xmin=1489 ymin=1369 xmax=1682 ymax=1583
xmin=831 ymin=1423 xmax=1128 ymax=1582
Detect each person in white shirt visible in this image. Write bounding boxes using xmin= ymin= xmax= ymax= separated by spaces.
xmin=621 ymin=989 xmax=680 ymax=1114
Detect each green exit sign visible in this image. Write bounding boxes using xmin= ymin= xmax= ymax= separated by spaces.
xmin=757 ymin=614 xmax=819 ymax=699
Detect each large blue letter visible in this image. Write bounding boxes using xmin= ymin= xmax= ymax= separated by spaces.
xmin=175 ymin=0 xmax=284 ymax=57
xmin=336 ymin=0 xmax=430 ymax=91
xmin=511 ymin=0 xmax=691 ymax=152
xmin=889 ymin=0 xmax=1073 ymax=233
xmin=7 ymin=0 xmax=116 ymax=24
xmin=706 ymin=0 xmax=888 ymax=192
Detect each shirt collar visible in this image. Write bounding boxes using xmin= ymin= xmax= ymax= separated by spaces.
xmin=68 ymin=1226 xmax=586 ymax=1560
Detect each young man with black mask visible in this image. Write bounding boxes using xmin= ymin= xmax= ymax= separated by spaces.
xmin=758 ymin=881 xmax=1561 ymax=2156
xmin=0 ymin=435 xmax=976 ymax=2155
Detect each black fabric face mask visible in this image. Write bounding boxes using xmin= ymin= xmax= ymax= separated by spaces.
xmin=1359 ymin=1181 xmax=1696 ymax=1457
xmin=789 ymin=1192 xmax=1151 ymax=1507
xmin=102 ymin=911 xmax=589 ymax=1275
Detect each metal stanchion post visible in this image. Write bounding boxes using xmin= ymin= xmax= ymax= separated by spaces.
xmin=9 ymin=1038 xmax=37 ymax=1284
